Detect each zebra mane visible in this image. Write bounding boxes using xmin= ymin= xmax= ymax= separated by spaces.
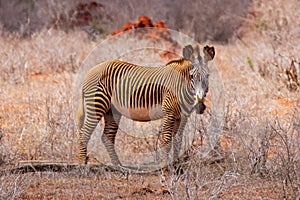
xmin=165 ymin=58 xmax=191 ymax=79
xmin=166 ymin=58 xmax=191 ymax=72
xmin=166 ymin=58 xmax=186 ymax=66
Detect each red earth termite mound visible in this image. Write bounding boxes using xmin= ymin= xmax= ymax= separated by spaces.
xmin=111 ymin=16 xmax=180 ymax=60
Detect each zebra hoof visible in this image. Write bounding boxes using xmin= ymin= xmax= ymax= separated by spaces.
xmin=78 ymin=156 xmax=89 ymax=165
xmin=79 ymin=161 xmax=87 ymax=165
xmin=111 ymin=161 xmax=122 ymax=167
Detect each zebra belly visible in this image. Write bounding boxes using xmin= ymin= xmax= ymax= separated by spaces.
xmin=111 ymin=99 xmax=164 ymax=121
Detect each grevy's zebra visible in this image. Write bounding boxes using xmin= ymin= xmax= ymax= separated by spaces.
xmin=77 ymin=45 xmax=215 ymax=166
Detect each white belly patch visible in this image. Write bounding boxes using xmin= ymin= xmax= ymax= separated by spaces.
xmin=112 ymin=99 xmax=164 ymax=121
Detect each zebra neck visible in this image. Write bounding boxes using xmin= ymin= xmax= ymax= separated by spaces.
xmin=178 ymin=83 xmax=197 ymax=115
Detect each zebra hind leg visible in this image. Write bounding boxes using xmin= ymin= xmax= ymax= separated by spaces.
xmin=101 ymin=108 xmax=122 ymax=166
xmin=79 ymin=84 xmax=110 ymax=164
xmin=79 ymin=110 xmax=102 ymax=164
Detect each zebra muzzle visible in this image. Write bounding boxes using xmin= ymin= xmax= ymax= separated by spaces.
xmin=195 ymin=97 xmax=206 ymax=114
xmin=196 ymin=102 xmax=206 ymax=114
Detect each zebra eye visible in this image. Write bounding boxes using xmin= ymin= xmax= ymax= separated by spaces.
xmin=190 ymin=72 xmax=198 ymax=79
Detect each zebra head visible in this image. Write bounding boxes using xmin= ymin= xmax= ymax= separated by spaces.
xmin=183 ymin=45 xmax=215 ymax=105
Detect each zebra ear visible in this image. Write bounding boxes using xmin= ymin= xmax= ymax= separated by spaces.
xmin=203 ymin=45 xmax=215 ymax=62
xmin=183 ymin=45 xmax=194 ymax=61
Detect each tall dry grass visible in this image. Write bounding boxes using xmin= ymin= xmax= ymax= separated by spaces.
xmin=0 ymin=30 xmax=95 ymax=164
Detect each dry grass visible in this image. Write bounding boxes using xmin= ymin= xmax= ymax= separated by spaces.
xmin=0 ymin=30 xmax=95 ymax=164
xmin=1 ymin=0 xmax=300 ymax=199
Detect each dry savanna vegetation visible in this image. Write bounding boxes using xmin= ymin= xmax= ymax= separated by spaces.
xmin=0 ymin=0 xmax=299 ymax=199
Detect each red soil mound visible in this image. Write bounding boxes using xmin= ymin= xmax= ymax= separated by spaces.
xmin=111 ymin=16 xmax=180 ymax=60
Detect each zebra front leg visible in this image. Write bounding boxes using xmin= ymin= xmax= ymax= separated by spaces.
xmin=102 ymin=108 xmax=122 ymax=166
xmin=161 ymin=113 xmax=176 ymax=167
xmin=173 ymin=116 xmax=188 ymax=161
xmin=166 ymin=119 xmax=180 ymax=161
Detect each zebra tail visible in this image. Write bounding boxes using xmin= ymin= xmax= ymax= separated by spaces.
xmin=76 ymin=92 xmax=85 ymax=131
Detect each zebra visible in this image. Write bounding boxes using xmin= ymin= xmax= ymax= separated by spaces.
xmin=76 ymin=44 xmax=215 ymax=166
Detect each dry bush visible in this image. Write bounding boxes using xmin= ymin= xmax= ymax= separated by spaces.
xmin=94 ymin=0 xmax=251 ymax=42
xmin=0 ymin=0 xmax=251 ymax=42
xmin=154 ymin=0 xmax=300 ymax=197
xmin=0 ymin=0 xmax=61 ymax=36
xmin=156 ymin=108 xmax=300 ymax=199
xmin=0 ymin=29 xmax=95 ymax=165
xmin=242 ymin=0 xmax=300 ymax=92
xmin=0 ymin=29 xmax=95 ymax=199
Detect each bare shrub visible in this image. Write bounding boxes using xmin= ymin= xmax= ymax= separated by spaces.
xmin=267 ymin=115 xmax=300 ymax=198
xmin=153 ymin=100 xmax=299 ymax=199
xmin=244 ymin=0 xmax=300 ymax=92
xmin=0 ymin=30 xmax=94 ymax=165
xmin=0 ymin=0 xmax=251 ymax=42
